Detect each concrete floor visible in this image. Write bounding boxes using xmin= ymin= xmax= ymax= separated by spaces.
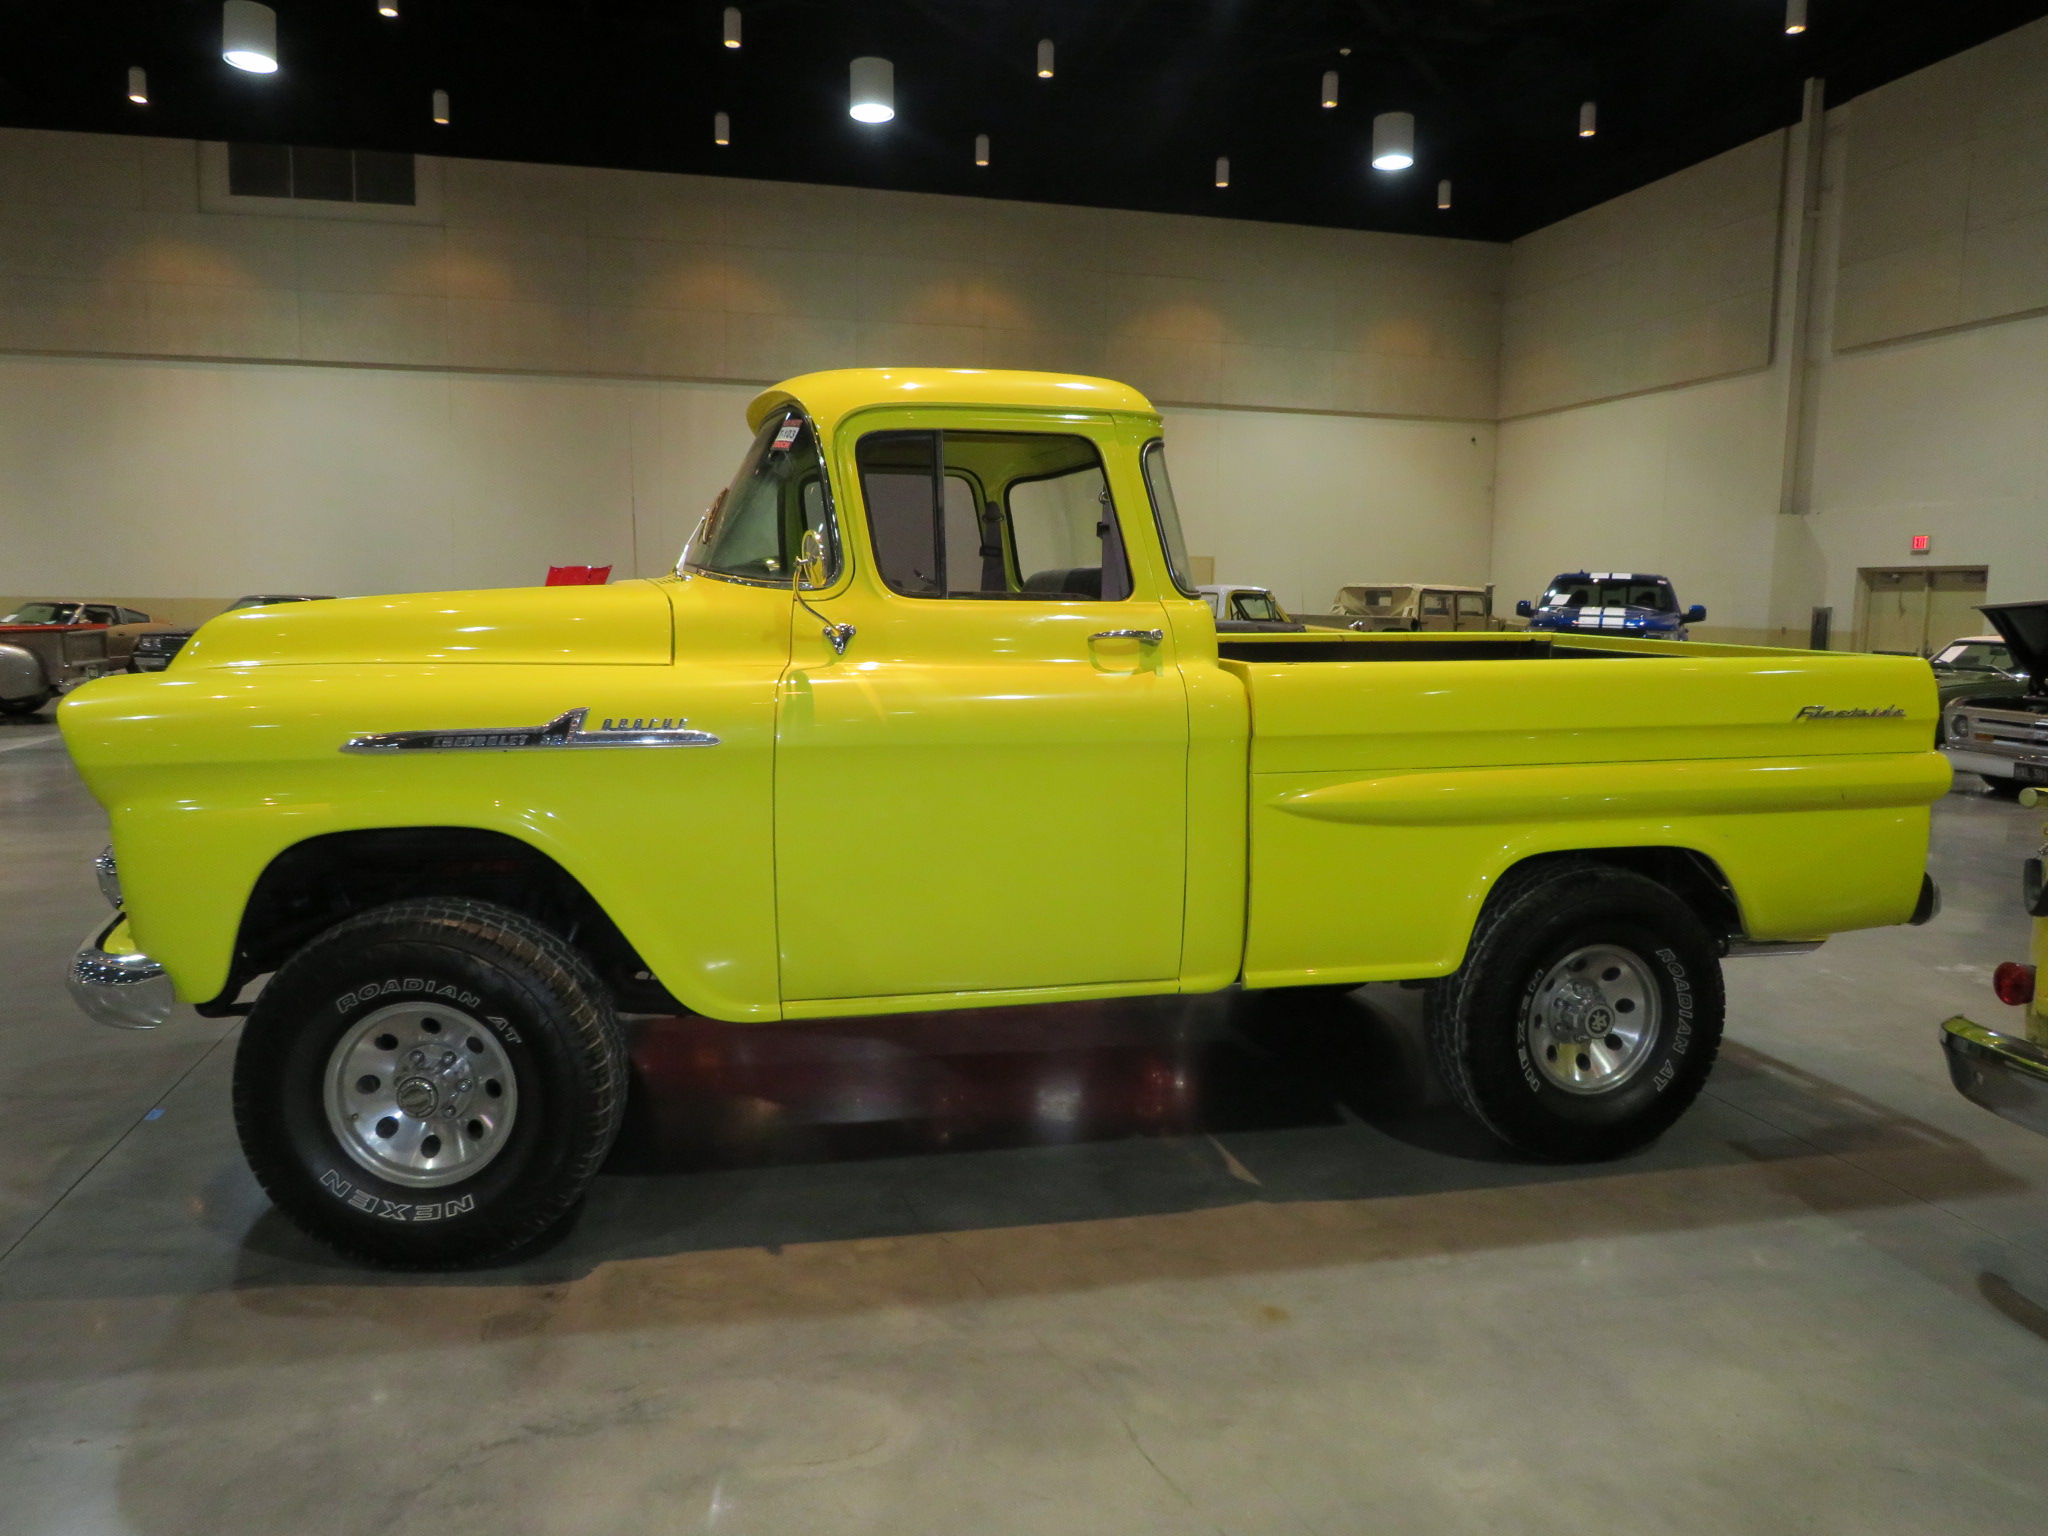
xmin=5 ymin=709 xmax=2048 ymax=1535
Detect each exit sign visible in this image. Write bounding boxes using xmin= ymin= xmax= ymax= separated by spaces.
xmin=1910 ymin=534 xmax=1931 ymax=554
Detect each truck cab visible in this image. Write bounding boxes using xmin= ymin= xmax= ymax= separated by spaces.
xmin=59 ymin=368 xmax=1948 ymax=1266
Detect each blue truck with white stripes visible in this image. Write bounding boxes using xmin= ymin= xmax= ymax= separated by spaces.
xmin=1515 ymin=572 xmax=1706 ymax=641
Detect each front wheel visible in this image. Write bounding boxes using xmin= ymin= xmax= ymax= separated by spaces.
xmin=0 ymin=689 xmax=52 ymax=716
xmin=1426 ymin=863 xmax=1725 ymax=1161
xmin=233 ymin=899 xmax=627 ymax=1267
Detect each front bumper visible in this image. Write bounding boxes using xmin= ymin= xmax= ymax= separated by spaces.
xmin=1942 ymin=1015 xmax=2048 ymax=1136
xmin=68 ymin=913 xmax=176 ymax=1030
xmin=1943 ymin=745 xmax=2048 ymax=782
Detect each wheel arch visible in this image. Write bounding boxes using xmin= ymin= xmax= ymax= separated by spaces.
xmin=1486 ymin=845 xmax=1744 ymax=948
xmin=205 ymin=826 xmax=683 ymax=1018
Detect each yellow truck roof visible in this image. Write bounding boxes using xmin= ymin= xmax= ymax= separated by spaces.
xmin=748 ymin=368 xmax=1159 ymax=433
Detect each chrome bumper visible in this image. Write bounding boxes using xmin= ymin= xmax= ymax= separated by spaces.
xmin=68 ymin=913 xmax=176 ymax=1030
xmin=1942 ymin=1016 xmax=2048 ymax=1136
xmin=1943 ymin=746 xmax=2048 ymax=780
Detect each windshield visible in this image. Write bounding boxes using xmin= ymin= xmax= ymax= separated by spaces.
xmin=1232 ymin=591 xmax=1286 ymax=622
xmin=1 ymin=603 xmax=81 ymax=625
xmin=1542 ymin=578 xmax=1675 ymax=613
xmin=1934 ymin=641 xmax=2019 ymax=672
xmin=685 ymin=409 xmax=838 ymax=585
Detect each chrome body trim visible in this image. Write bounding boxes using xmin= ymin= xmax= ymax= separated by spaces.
xmin=342 ymin=707 xmax=720 ymax=755
xmin=1944 ymin=745 xmax=2048 ymax=779
xmin=68 ymin=914 xmax=176 ymax=1030
xmin=93 ymin=845 xmax=121 ymax=909
xmin=1942 ymin=1016 xmax=2048 ymax=1137
xmin=1724 ymin=939 xmax=1825 ymax=958
xmin=1091 ymin=629 xmax=1164 ymax=644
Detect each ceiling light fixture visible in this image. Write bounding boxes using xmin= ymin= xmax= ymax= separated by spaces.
xmin=378 ymin=1 xmax=397 ymax=17
xmin=1321 ymin=71 xmax=1338 ymax=109
xmin=431 ymin=88 xmax=450 ymax=125
xmin=1784 ymin=0 xmax=1808 ymax=34
xmin=714 ymin=111 xmax=730 ymax=145
xmin=222 ymin=1 xmax=279 ymax=73
xmin=1037 ymin=39 xmax=1054 ymax=78
xmin=975 ymin=133 xmax=990 ymax=167
xmin=1371 ymin=111 xmax=1414 ymax=170
xmin=1579 ymin=101 xmax=1597 ymax=137
xmin=1437 ymin=179 xmax=1452 ymax=210
xmin=127 ymin=67 xmax=148 ymax=104
xmin=849 ymin=56 xmax=894 ymax=123
xmin=724 ymin=8 xmax=741 ymax=48
xmin=1214 ymin=156 xmax=1230 ymax=188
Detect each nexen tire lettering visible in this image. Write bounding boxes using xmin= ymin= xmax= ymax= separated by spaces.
xmin=318 ymin=1168 xmax=476 ymax=1222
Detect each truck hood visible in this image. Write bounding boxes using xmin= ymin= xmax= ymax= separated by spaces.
xmin=175 ymin=581 xmax=675 ymax=669
xmin=1980 ymin=601 xmax=2048 ymax=696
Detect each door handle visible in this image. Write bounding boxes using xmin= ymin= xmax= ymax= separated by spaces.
xmin=1090 ymin=629 xmax=1163 ymax=644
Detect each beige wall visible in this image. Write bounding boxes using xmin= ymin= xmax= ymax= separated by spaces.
xmin=0 ymin=126 xmax=1501 ymax=608
xmin=1499 ymin=133 xmax=1783 ymax=419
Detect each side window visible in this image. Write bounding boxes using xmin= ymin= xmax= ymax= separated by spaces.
xmin=1140 ymin=441 xmax=1198 ymax=597
xmin=687 ymin=409 xmax=838 ymax=585
xmin=119 ymin=608 xmax=151 ymax=624
xmin=1420 ymin=591 xmax=1452 ymax=618
xmin=1455 ymin=592 xmax=1486 ymax=619
xmin=84 ymin=606 xmax=119 ymax=625
xmin=858 ymin=429 xmax=1131 ymax=601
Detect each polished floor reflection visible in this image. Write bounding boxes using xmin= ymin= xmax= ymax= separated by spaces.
xmin=5 ymin=713 xmax=2048 ymax=1535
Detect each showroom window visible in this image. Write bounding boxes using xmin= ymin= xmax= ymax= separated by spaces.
xmin=686 ymin=409 xmax=838 ymax=586
xmin=227 ymin=143 xmax=417 ymax=206
xmin=857 ymin=430 xmax=1131 ymax=601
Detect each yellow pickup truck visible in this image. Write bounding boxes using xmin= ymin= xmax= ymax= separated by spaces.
xmin=59 ymin=368 xmax=1950 ymax=1266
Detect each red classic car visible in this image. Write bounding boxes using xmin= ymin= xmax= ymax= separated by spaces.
xmin=0 ymin=602 xmax=163 ymax=716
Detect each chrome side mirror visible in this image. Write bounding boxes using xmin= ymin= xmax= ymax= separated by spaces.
xmin=792 ymin=527 xmax=854 ymax=656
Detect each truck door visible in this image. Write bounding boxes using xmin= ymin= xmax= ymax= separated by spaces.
xmin=774 ymin=422 xmax=1191 ymax=1006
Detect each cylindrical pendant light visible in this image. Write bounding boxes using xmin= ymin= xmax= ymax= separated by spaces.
xmin=714 ymin=111 xmax=731 ymax=145
xmin=723 ymin=7 xmax=742 ymax=48
xmin=1437 ymin=179 xmax=1453 ymax=210
xmin=1321 ymin=71 xmax=1338 ymax=109
xmin=1371 ymin=111 xmax=1414 ymax=170
xmin=222 ymin=1 xmax=279 ymax=74
xmin=1578 ymin=100 xmax=1597 ymax=137
xmin=378 ymin=1 xmax=398 ymax=17
xmin=1036 ymin=39 xmax=1054 ymax=78
xmin=1784 ymin=0 xmax=1807 ymax=34
xmin=849 ymin=57 xmax=894 ymax=122
xmin=1214 ymin=156 xmax=1230 ymax=188
xmin=127 ymin=67 xmax=148 ymax=104
xmin=431 ymin=88 xmax=450 ymax=125
xmin=974 ymin=133 xmax=990 ymax=167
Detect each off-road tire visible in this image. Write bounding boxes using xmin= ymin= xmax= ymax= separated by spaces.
xmin=233 ymin=899 xmax=627 ymax=1268
xmin=1426 ymin=861 xmax=1724 ymax=1161
xmin=1982 ymin=775 xmax=2024 ymax=799
xmin=0 ymin=690 xmax=51 ymax=716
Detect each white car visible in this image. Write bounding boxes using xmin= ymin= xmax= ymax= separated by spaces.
xmin=1196 ymin=584 xmax=1302 ymax=631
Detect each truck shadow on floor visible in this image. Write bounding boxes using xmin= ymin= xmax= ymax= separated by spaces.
xmin=220 ymin=983 xmax=2030 ymax=1291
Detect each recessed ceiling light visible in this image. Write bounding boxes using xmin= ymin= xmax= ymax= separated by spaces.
xmin=1579 ymin=101 xmax=1597 ymax=137
xmin=431 ymin=88 xmax=450 ymax=125
xmin=378 ymin=1 xmax=398 ymax=18
xmin=1037 ymin=39 xmax=1054 ymax=78
xmin=975 ymin=133 xmax=990 ymax=167
xmin=1215 ymin=156 xmax=1230 ymax=188
xmin=714 ymin=111 xmax=731 ymax=145
xmin=222 ymin=1 xmax=279 ymax=73
xmin=1784 ymin=0 xmax=1808 ymax=34
xmin=724 ymin=8 xmax=741 ymax=49
xmin=850 ymin=57 xmax=894 ymax=123
xmin=1372 ymin=112 xmax=1414 ymax=171
xmin=127 ymin=66 xmax=148 ymax=104
xmin=1321 ymin=71 xmax=1338 ymax=109
xmin=1437 ymin=179 xmax=1452 ymax=210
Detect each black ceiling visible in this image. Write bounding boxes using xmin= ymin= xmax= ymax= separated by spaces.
xmin=6 ymin=1 xmax=2047 ymax=242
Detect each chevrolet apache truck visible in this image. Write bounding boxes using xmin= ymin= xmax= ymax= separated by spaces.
xmin=59 ymin=368 xmax=1950 ymax=1267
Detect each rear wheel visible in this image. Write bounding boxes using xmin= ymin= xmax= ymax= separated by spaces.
xmin=233 ymin=898 xmax=626 ymax=1268
xmin=1982 ymin=775 xmax=2025 ymax=798
xmin=0 ymin=690 xmax=51 ymax=716
xmin=1426 ymin=862 xmax=1725 ymax=1161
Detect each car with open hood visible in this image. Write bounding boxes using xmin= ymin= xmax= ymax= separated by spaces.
xmin=1516 ymin=572 xmax=1705 ymax=641
xmin=1941 ymin=602 xmax=2048 ymax=794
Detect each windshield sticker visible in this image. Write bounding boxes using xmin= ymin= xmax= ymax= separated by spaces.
xmin=771 ymin=420 xmax=802 ymax=451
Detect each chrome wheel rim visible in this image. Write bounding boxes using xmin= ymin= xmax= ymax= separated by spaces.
xmin=1524 ymin=943 xmax=1662 ymax=1096
xmin=322 ymin=1001 xmax=519 ymax=1188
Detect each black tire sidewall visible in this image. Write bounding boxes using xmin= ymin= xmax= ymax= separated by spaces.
xmin=235 ymin=912 xmax=611 ymax=1263
xmin=1450 ymin=869 xmax=1723 ymax=1158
